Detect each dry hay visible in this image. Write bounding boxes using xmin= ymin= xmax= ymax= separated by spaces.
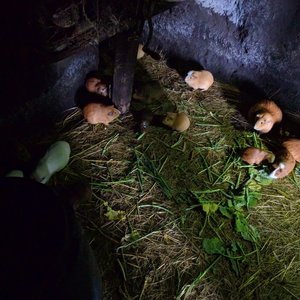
xmin=52 ymin=54 xmax=300 ymax=299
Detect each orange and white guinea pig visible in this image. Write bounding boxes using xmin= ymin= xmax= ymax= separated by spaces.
xmin=83 ymin=103 xmax=120 ymax=125
xmin=184 ymin=70 xmax=214 ymax=91
xmin=268 ymin=149 xmax=296 ymax=179
xmin=248 ymin=100 xmax=282 ymax=134
xmin=85 ymin=78 xmax=108 ymax=97
xmin=241 ymin=147 xmax=274 ymax=165
xmin=282 ymin=138 xmax=300 ymax=162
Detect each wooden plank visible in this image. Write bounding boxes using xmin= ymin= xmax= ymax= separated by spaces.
xmin=112 ymin=32 xmax=140 ymax=114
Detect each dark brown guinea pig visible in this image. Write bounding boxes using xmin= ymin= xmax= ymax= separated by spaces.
xmin=248 ymin=100 xmax=282 ymax=134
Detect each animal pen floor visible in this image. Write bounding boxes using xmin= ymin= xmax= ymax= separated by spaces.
xmin=29 ymin=55 xmax=300 ymax=299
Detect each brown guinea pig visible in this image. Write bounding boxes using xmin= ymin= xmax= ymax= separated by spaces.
xmin=184 ymin=70 xmax=214 ymax=91
xmin=162 ymin=112 xmax=190 ymax=132
xmin=241 ymin=147 xmax=274 ymax=165
xmin=282 ymin=138 xmax=300 ymax=162
xmin=268 ymin=149 xmax=296 ymax=179
xmin=248 ymin=100 xmax=282 ymax=134
xmin=83 ymin=103 xmax=120 ymax=125
xmin=85 ymin=78 xmax=108 ymax=97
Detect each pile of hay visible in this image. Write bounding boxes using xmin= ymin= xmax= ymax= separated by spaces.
xmin=54 ymin=54 xmax=300 ymax=299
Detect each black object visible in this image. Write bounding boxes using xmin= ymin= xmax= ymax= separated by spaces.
xmin=0 ymin=177 xmax=101 ymax=300
xmin=112 ymin=32 xmax=140 ymax=114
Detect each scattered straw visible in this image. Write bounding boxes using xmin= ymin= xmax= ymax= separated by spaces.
xmin=49 ymin=54 xmax=300 ymax=299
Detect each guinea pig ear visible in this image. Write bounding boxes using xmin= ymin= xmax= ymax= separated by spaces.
xmin=256 ymin=113 xmax=263 ymax=118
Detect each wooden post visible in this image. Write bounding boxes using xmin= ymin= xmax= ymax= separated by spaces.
xmin=112 ymin=32 xmax=140 ymax=114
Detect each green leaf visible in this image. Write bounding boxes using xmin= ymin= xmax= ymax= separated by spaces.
xmin=253 ymin=168 xmax=274 ymax=185
xmin=202 ymin=203 xmax=219 ymax=215
xmin=219 ymin=206 xmax=233 ymax=219
xmin=230 ymin=241 xmax=238 ymax=252
xmin=105 ymin=207 xmax=126 ymax=221
xmin=248 ymin=180 xmax=262 ymax=191
xmin=233 ymin=193 xmax=246 ymax=209
xmin=248 ymin=167 xmax=259 ymax=177
xmin=203 ymin=237 xmax=225 ymax=255
xmin=235 ymin=214 xmax=259 ymax=242
xmin=227 ymin=248 xmax=240 ymax=276
xmin=246 ymin=190 xmax=261 ymax=207
xmin=227 ymin=199 xmax=233 ymax=208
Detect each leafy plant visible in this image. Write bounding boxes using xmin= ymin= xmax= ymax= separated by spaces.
xmin=103 ymin=201 xmax=126 ymax=221
xmin=202 ymin=237 xmax=225 ymax=255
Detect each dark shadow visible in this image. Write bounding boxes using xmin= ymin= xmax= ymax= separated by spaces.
xmin=84 ymin=70 xmax=113 ymax=86
xmin=130 ymin=106 xmax=171 ymax=133
xmin=142 ymin=46 xmax=162 ymax=61
xmin=235 ymin=80 xmax=267 ymax=115
xmin=74 ymin=87 xmax=114 ymax=110
xmin=166 ymin=56 xmax=204 ymax=77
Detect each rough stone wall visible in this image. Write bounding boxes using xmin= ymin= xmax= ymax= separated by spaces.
xmin=0 ymin=45 xmax=98 ymax=133
xmin=145 ymin=0 xmax=300 ymax=114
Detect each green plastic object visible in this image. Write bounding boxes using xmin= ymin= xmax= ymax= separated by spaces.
xmin=31 ymin=141 xmax=71 ymax=184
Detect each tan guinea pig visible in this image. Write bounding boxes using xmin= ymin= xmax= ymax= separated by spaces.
xmin=85 ymin=78 xmax=108 ymax=97
xmin=83 ymin=103 xmax=120 ymax=125
xmin=162 ymin=112 xmax=190 ymax=132
xmin=248 ymin=100 xmax=282 ymax=134
xmin=241 ymin=147 xmax=274 ymax=165
xmin=137 ymin=44 xmax=145 ymax=59
xmin=282 ymin=138 xmax=300 ymax=162
xmin=268 ymin=149 xmax=296 ymax=179
xmin=185 ymin=70 xmax=214 ymax=91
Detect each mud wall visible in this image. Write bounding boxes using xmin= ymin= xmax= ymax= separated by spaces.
xmin=145 ymin=0 xmax=300 ymax=114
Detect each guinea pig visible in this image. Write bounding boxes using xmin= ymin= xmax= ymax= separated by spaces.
xmin=268 ymin=149 xmax=296 ymax=179
xmin=241 ymin=147 xmax=274 ymax=165
xmin=137 ymin=44 xmax=145 ymax=59
xmin=282 ymin=138 xmax=300 ymax=162
xmin=83 ymin=103 xmax=120 ymax=125
xmin=248 ymin=100 xmax=282 ymax=134
xmin=162 ymin=112 xmax=190 ymax=132
xmin=85 ymin=77 xmax=108 ymax=97
xmin=184 ymin=70 xmax=214 ymax=91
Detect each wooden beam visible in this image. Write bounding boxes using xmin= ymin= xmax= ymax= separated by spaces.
xmin=112 ymin=32 xmax=140 ymax=114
